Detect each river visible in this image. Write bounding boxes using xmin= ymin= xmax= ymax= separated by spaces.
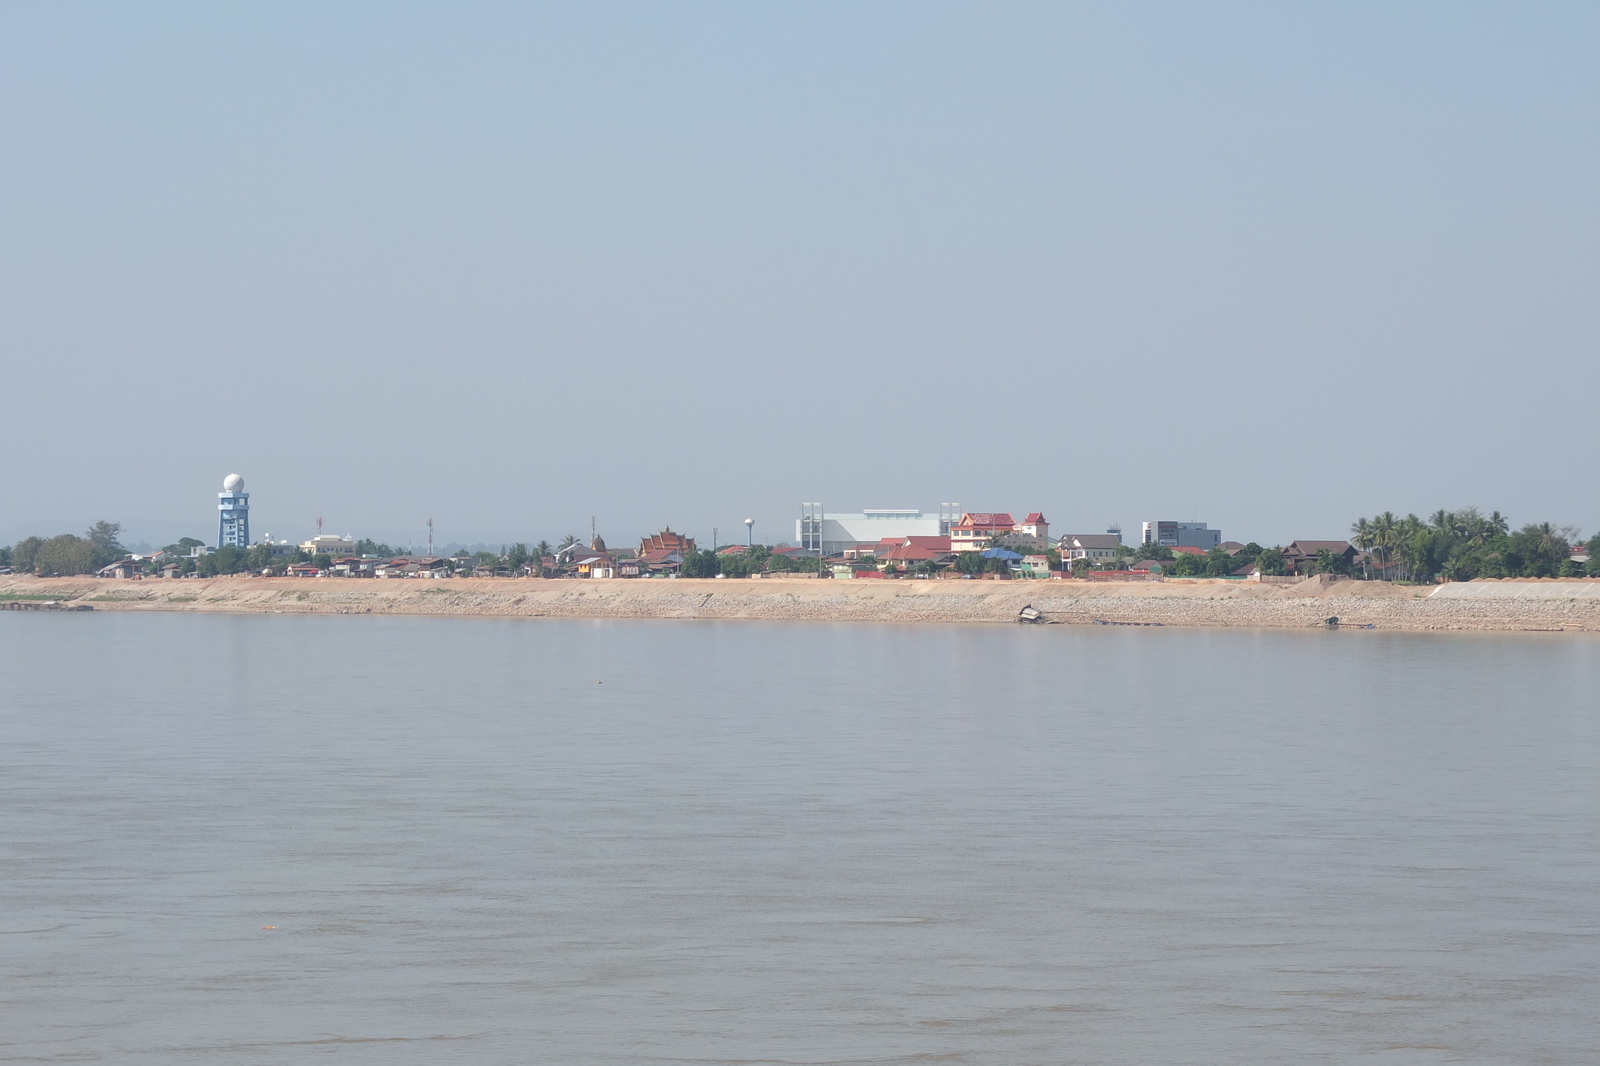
xmin=2 ymin=613 xmax=1595 ymax=1063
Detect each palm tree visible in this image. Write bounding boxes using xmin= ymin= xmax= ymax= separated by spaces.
xmin=1398 ymin=514 xmax=1424 ymax=582
xmin=1350 ymin=517 xmax=1374 ymax=579
xmin=1371 ymin=511 xmax=1399 ymax=578
xmin=1534 ymin=522 xmax=1565 ymax=574
xmin=1454 ymin=506 xmax=1487 ymax=546
xmin=1488 ymin=511 xmax=1510 ymax=537
xmin=1429 ymin=509 xmax=1452 ymax=533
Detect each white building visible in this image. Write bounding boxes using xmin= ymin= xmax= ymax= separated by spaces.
xmin=1141 ymin=521 xmax=1221 ymax=550
xmin=300 ymin=534 xmax=357 ymax=557
xmin=1059 ymin=534 xmax=1122 ymax=561
xmin=796 ymin=508 xmax=944 ymax=556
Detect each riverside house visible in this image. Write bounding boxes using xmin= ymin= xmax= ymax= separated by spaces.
xmin=950 ymin=513 xmax=1016 ymax=552
xmin=1059 ymin=534 xmax=1121 ymax=562
xmin=1280 ymin=541 xmax=1358 ymax=575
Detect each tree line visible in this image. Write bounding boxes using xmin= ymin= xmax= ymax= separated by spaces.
xmin=3 ymin=522 xmax=127 ymax=576
xmin=1350 ymin=509 xmax=1594 ymax=581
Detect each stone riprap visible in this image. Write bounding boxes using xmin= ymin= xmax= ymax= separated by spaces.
xmin=4 ymin=575 xmax=1598 ymax=632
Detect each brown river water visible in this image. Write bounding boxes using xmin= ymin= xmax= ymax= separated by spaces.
xmin=1 ymin=613 xmax=1595 ymax=1064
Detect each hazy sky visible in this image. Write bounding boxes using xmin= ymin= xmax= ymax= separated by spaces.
xmin=2 ymin=2 xmax=1595 ymax=550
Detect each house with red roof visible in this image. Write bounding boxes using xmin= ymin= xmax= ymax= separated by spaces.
xmin=1015 ymin=513 xmax=1050 ymax=539
xmin=948 ymin=513 xmax=1045 ymax=553
xmin=950 ymin=513 xmax=1016 ymax=552
xmin=875 ymin=535 xmax=951 ymax=555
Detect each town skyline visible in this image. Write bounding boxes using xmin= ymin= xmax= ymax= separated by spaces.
xmin=3 ymin=480 xmax=1592 ymax=562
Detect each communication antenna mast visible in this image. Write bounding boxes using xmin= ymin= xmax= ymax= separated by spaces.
xmin=316 ymin=515 xmax=323 ymax=536
xmin=427 ymin=517 xmax=434 ymax=557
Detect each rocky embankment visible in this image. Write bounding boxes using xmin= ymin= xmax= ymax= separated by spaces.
xmin=3 ymin=574 xmax=1598 ymax=632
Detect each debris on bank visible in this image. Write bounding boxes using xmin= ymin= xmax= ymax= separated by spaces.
xmin=0 ymin=600 xmax=93 ymax=611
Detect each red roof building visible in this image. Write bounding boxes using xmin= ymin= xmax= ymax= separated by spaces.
xmin=639 ymin=527 xmax=696 ymax=556
xmin=951 ymin=513 xmax=1016 ymax=553
xmin=882 ymin=543 xmax=942 ymax=566
xmin=876 ymin=535 xmax=951 ymax=554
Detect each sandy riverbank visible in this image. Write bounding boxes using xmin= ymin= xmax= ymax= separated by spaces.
xmin=4 ymin=574 xmax=1599 ymax=632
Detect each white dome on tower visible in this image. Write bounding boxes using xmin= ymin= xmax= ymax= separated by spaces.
xmin=222 ymin=473 xmax=244 ymax=492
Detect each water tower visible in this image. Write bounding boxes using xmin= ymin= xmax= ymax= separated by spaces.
xmin=218 ymin=473 xmax=250 ymax=549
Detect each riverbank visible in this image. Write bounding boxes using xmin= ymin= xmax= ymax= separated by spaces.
xmin=4 ymin=574 xmax=1599 ymax=632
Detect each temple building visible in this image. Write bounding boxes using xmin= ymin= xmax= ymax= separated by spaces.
xmin=639 ymin=527 xmax=696 ymax=556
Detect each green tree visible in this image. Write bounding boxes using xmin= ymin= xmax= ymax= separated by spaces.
xmin=33 ymin=534 xmax=98 ymax=575
xmin=680 ymin=548 xmax=721 ymax=578
xmin=954 ymin=551 xmax=987 ymax=575
xmin=86 ymin=521 xmax=124 ymax=558
xmin=768 ymin=552 xmax=821 ymax=573
xmin=721 ymin=553 xmax=757 ymax=578
xmin=1313 ymin=548 xmax=1351 ymax=576
xmin=197 ymin=545 xmax=248 ymax=577
xmin=1350 ymin=518 xmax=1374 ymax=578
xmin=1170 ymin=552 xmax=1204 ymax=576
xmin=1255 ymin=548 xmax=1288 ymax=576
xmin=10 ymin=536 xmax=45 ymax=574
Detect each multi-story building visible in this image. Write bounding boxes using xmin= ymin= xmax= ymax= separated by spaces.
xmin=950 ymin=513 xmax=1017 ymax=552
xmin=796 ymin=508 xmax=944 ymax=556
xmin=300 ymin=534 xmax=357 ymax=557
xmin=217 ymin=474 xmax=250 ymax=549
xmin=1141 ymin=521 xmax=1221 ymax=551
